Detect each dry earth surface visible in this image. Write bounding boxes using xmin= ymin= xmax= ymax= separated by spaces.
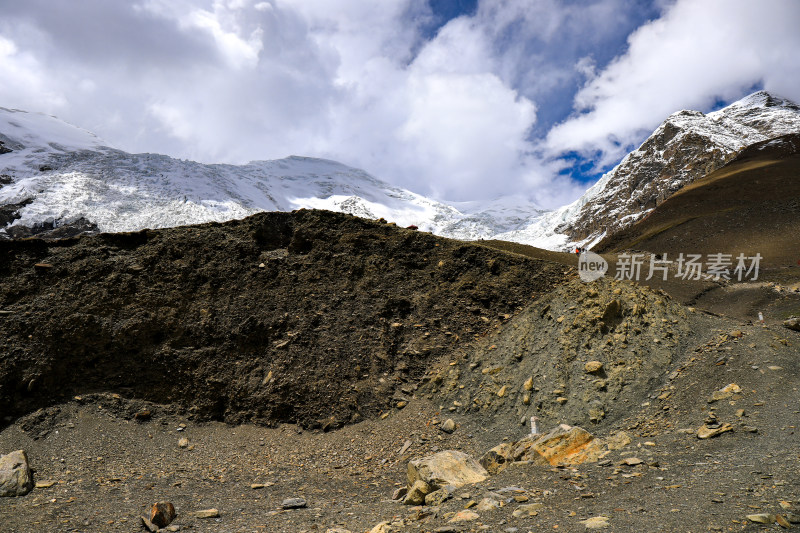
xmin=2 ymin=210 xmax=800 ymax=532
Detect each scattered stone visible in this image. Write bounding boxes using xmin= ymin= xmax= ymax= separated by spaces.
xmin=425 ymin=487 xmax=453 ymax=507
xmin=697 ymin=423 xmax=733 ymax=439
xmin=786 ymin=513 xmax=800 ymax=523
xmin=449 ymin=510 xmax=480 ymax=522
xmin=497 ymin=385 xmax=508 ymax=398
xmin=556 ymin=396 xmax=568 ymax=405
xmin=398 ymin=440 xmax=413 ymax=456
xmin=480 ymin=443 xmax=514 ymax=474
xmin=606 ymin=431 xmax=632 ymax=450
xmin=783 ymin=318 xmax=800 ymax=332
xmin=282 ymin=497 xmax=307 ymax=509
xmin=251 ymin=482 xmax=274 ymax=489
xmin=584 ymin=361 xmax=603 ymax=373
xmin=776 ymin=515 xmax=791 ymax=528
xmin=523 ymin=377 xmax=534 ymax=391
xmin=178 ymin=438 xmax=189 ymax=448
xmin=512 ymin=503 xmax=543 ymax=517
xmin=476 ymin=497 xmax=500 ymax=511
xmin=407 ymin=450 xmax=488 ymax=490
xmin=370 ymin=521 xmax=392 ymax=533
xmin=403 ymin=480 xmax=433 ymax=505
xmin=0 ymin=450 xmax=34 ymax=497
xmin=588 ymin=404 xmax=605 ymax=423
xmin=194 ymin=509 xmax=220 ymax=519
xmin=746 ymin=513 xmax=775 ymax=524
xmin=34 ymin=480 xmax=55 ymax=489
xmin=391 ymin=487 xmax=408 ymax=500
xmin=581 ymin=516 xmax=610 ymax=529
xmin=150 ymin=502 xmax=177 ymax=528
xmin=440 ymin=419 xmax=456 ymax=434
xmin=779 ymin=501 xmax=793 ymax=511
xmin=326 ymin=528 xmax=353 ymax=533
xmin=709 ymin=383 xmax=741 ymax=403
xmin=621 ymin=457 xmax=643 ymax=466
xmin=134 ymin=410 xmax=152 ymax=422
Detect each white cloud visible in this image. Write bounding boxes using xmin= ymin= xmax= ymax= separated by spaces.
xmin=1 ymin=0 xmax=799 ymax=209
xmin=547 ymin=0 xmax=800 ymax=166
xmin=0 ymin=34 xmax=66 ymax=111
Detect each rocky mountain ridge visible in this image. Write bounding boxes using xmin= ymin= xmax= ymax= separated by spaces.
xmin=495 ymin=90 xmax=800 ymax=249
xmin=0 ymin=106 xmax=544 ymax=241
xmin=2 ymin=91 xmax=798 ymax=249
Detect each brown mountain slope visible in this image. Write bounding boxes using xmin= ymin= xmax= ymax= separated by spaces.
xmin=595 ymin=133 xmax=800 ymax=271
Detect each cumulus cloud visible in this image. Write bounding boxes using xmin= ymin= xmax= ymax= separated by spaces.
xmin=547 ymin=0 xmax=800 ymax=167
xmin=1 ymin=0 xmax=798 ymax=207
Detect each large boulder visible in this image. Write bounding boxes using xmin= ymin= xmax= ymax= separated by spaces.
xmin=784 ymin=317 xmax=800 ymax=332
xmin=0 ymin=450 xmax=34 ymax=497
xmin=503 ymin=425 xmax=611 ymax=468
xmin=407 ymin=450 xmax=487 ymax=490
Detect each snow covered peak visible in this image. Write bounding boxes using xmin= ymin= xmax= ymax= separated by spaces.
xmin=495 ymin=90 xmax=800 ymax=250
xmin=0 ymin=110 xmax=546 ymax=241
xmin=714 ymin=90 xmax=800 ymax=113
xmin=0 ymin=107 xmax=106 ymax=153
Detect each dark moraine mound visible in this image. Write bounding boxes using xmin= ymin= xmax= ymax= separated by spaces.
xmin=0 ymin=209 xmax=567 ymax=429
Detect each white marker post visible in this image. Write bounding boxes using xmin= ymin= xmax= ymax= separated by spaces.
xmin=758 ymin=312 xmax=764 ymax=324
xmin=530 ymin=416 xmax=540 ymax=435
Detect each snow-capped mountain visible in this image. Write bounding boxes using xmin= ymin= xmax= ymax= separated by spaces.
xmin=0 ymin=106 xmax=542 ymax=240
xmin=3 ymin=90 xmax=797 ymax=247
xmin=497 ymin=91 xmax=800 ymax=249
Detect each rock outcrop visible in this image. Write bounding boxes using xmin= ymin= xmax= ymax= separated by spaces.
xmin=0 ymin=450 xmax=34 ymax=497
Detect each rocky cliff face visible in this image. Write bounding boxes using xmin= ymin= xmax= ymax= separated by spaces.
xmin=562 ymin=91 xmax=800 ymax=244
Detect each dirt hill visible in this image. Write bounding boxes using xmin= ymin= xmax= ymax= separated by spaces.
xmin=0 ymin=209 xmax=568 ymax=430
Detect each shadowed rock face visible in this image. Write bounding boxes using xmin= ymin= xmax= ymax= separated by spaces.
xmin=563 ymin=91 xmax=800 ymax=245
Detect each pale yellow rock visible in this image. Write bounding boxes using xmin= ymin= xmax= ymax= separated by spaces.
xmin=746 ymin=513 xmax=775 ymax=524
xmin=523 ymin=377 xmax=534 ymax=391
xmin=370 ymin=521 xmax=393 ymax=533
xmin=512 ymin=503 xmax=543 ymax=517
xmin=403 ymin=480 xmax=432 ymax=505
xmin=194 ymin=509 xmax=220 ymax=519
xmin=584 ymin=361 xmax=603 ymax=373
xmin=407 ymin=450 xmax=488 ymax=489
xmin=581 ymin=515 xmax=610 ymax=529
xmin=697 ymin=423 xmax=733 ymax=439
xmin=476 ymin=497 xmax=500 ymax=511
xmin=710 ymin=383 xmax=742 ymax=402
xmin=497 ymin=385 xmax=508 ymax=398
